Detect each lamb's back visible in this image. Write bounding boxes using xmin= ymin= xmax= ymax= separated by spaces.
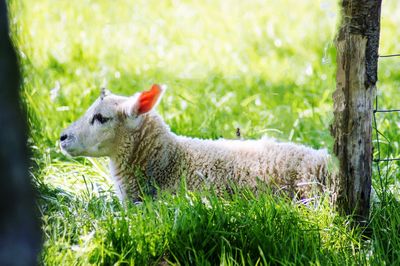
xmin=175 ymin=136 xmax=329 ymax=196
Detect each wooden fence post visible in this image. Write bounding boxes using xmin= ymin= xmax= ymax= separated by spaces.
xmin=331 ymin=0 xmax=382 ymax=222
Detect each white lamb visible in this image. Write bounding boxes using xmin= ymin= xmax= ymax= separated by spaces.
xmin=60 ymin=84 xmax=330 ymax=201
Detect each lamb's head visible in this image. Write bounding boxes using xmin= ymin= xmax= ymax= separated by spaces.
xmin=60 ymin=84 xmax=166 ymax=157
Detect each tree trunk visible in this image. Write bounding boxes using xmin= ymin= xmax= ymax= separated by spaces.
xmin=331 ymin=0 xmax=382 ymax=222
xmin=0 ymin=1 xmax=41 ymax=265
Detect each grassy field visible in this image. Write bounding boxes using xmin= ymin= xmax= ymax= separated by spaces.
xmin=8 ymin=0 xmax=400 ymax=264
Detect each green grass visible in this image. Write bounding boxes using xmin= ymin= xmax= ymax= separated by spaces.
xmin=8 ymin=0 xmax=400 ymax=264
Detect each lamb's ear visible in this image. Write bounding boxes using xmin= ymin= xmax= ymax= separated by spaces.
xmin=136 ymin=84 xmax=166 ymax=114
xmin=121 ymin=84 xmax=166 ymax=117
xmin=100 ymin=88 xmax=111 ymax=100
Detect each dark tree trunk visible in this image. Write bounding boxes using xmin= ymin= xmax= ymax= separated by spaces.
xmin=331 ymin=0 xmax=382 ymax=222
xmin=0 ymin=1 xmax=41 ymax=265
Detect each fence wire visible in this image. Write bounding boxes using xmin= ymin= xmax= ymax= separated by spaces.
xmin=372 ymin=53 xmax=400 ymax=199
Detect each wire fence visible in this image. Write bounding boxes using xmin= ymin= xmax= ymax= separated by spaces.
xmin=372 ymin=53 xmax=400 ymax=199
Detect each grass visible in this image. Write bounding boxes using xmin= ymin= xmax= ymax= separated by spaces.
xmin=7 ymin=0 xmax=400 ymax=264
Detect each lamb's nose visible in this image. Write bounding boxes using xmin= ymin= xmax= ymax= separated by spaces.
xmin=60 ymin=134 xmax=68 ymax=142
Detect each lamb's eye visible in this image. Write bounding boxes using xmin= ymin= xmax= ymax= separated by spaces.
xmin=91 ymin=113 xmax=111 ymax=125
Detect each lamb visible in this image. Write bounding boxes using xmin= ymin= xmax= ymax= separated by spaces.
xmin=60 ymin=84 xmax=331 ymax=201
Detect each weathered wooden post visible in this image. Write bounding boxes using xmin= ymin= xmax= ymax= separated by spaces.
xmin=331 ymin=0 xmax=382 ymax=222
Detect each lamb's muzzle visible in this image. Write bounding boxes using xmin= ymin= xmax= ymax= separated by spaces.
xmin=60 ymin=84 xmax=332 ymax=201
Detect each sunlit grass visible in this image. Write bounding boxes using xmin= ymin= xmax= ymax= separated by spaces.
xmin=10 ymin=0 xmax=339 ymax=149
xmin=8 ymin=0 xmax=400 ymax=264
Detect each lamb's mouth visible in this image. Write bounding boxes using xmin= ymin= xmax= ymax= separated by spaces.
xmin=60 ymin=141 xmax=85 ymax=157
